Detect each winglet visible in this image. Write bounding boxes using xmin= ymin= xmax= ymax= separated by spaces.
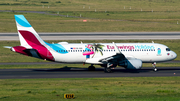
xmin=112 ymin=42 xmax=121 ymax=54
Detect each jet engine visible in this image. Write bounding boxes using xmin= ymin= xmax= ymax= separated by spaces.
xmin=118 ymin=58 xmax=142 ymax=69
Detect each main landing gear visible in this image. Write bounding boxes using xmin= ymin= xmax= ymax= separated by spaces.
xmin=104 ymin=63 xmax=113 ymax=73
xmin=152 ymin=62 xmax=157 ymax=72
xmin=104 ymin=67 xmax=112 ymax=73
xmin=88 ymin=64 xmax=95 ymax=71
xmin=88 ymin=63 xmax=115 ymax=73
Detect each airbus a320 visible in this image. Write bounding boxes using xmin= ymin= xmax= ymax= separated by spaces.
xmin=4 ymin=15 xmax=177 ymax=73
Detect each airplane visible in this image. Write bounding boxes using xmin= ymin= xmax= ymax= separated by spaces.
xmin=4 ymin=15 xmax=177 ymax=73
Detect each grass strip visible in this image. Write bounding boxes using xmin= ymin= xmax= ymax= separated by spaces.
xmin=1 ymin=11 xmax=180 ymax=32
xmin=0 ymin=0 xmax=180 ymax=12
xmin=0 ymin=77 xmax=180 ymax=101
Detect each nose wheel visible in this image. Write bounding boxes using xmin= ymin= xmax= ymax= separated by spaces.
xmin=152 ymin=62 xmax=157 ymax=72
xmin=154 ymin=68 xmax=157 ymax=72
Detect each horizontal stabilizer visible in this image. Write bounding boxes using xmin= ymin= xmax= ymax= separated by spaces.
xmin=3 ymin=46 xmax=12 ymax=49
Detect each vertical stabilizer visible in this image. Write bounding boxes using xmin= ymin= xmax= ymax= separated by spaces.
xmin=14 ymin=15 xmax=55 ymax=61
xmin=14 ymin=15 xmax=45 ymax=48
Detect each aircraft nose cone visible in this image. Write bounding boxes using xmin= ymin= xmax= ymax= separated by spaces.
xmin=171 ymin=51 xmax=177 ymax=60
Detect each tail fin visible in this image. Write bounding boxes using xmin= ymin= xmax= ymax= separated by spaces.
xmin=14 ymin=15 xmax=45 ymax=48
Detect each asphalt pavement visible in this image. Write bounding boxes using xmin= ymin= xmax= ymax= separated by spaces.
xmin=0 ymin=67 xmax=180 ymax=79
xmin=1 ymin=32 xmax=180 ymax=40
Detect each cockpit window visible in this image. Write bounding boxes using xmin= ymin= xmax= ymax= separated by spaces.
xmin=166 ymin=48 xmax=171 ymax=51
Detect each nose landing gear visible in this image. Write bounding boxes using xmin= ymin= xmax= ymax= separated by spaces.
xmin=152 ymin=62 xmax=157 ymax=71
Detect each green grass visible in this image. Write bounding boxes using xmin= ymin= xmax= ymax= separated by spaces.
xmin=0 ymin=64 xmax=85 ymax=69
xmin=0 ymin=77 xmax=180 ymax=101
xmin=1 ymin=0 xmax=180 ymax=12
xmin=0 ymin=0 xmax=180 ymax=32
xmin=1 ymin=11 xmax=180 ymax=32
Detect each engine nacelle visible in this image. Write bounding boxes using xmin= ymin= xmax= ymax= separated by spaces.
xmin=118 ymin=59 xmax=142 ymax=69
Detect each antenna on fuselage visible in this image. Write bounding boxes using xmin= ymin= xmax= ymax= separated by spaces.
xmin=81 ymin=41 xmax=83 ymax=44
xmin=152 ymin=41 xmax=154 ymax=43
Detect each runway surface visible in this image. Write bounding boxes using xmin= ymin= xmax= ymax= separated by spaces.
xmin=1 ymin=32 xmax=180 ymax=40
xmin=0 ymin=67 xmax=180 ymax=79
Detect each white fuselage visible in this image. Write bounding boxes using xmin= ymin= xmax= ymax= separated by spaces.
xmin=47 ymin=43 xmax=177 ymax=64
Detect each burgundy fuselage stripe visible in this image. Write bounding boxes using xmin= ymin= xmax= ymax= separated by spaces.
xmin=18 ymin=30 xmax=54 ymax=61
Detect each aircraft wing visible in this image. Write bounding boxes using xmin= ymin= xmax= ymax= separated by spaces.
xmin=98 ymin=42 xmax=125 ymax=63
xmin=98 ymin=52 xmax=125 ymax=64
xmin=85 ymin=42 xmax=126 ymax=64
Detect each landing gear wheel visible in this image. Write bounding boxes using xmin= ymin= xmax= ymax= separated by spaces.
xmin=152 ymin=62 xmax=157 ymax=72
xmin=88 ymin=66 xmax=95 ymax=71
xmin=154 ymin=68 xmax=157 ymax=72
xmin=104 ymin=67 xmax=112 ymax=73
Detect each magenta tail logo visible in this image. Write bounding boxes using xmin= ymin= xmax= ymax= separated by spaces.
xmin=18 ymin=30 xmax=54 ymax=61
xmin=15 ymin=15 xmax=55 ymax=61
